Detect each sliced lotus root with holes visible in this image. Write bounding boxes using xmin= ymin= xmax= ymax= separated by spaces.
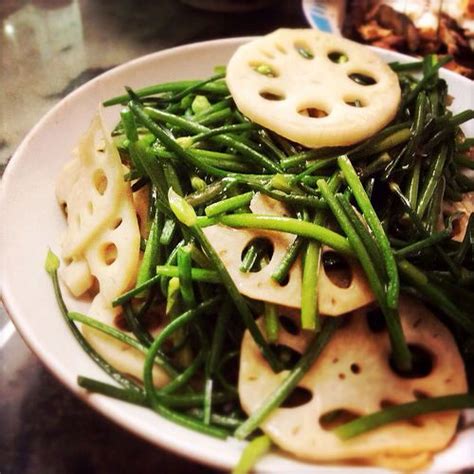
xmin=443 ymin=191 xmax=474 ymax=242
xmin=56 ymin=113 xmax=128 ymax=259
xmin=82 ymin=294 xmax=169 ymax=387
xmin=226 ymin=29 xmax=401 ymax=147
xmin=238 ymin=296 xmax=466 ymax=466
xmin=203 ymin=193 xmax=374 ymax=315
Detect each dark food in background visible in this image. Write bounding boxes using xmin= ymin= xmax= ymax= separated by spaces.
xmin=345 ymin=1 xmax=474 ymax=78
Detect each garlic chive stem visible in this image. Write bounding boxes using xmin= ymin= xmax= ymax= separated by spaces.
xmin=232 ymin=434 xmax=272 ymax=474
xmin=317 ymin=181 xmax=411 ymax=372
xmin=338 ymin=156 xmax=400 ymax=310
xmin=215 ymin=214 xmax=353 ymax=257
xmin=335 ymin=394 xmax=474 ymax=439
xmin=68 ymin=311 xmax=178 ymax=378
xmin=205 ymin=192 xmax=254 ymax=217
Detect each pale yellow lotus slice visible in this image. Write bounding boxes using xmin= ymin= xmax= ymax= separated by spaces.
xmin=55 ymin=113 xmax=168 ymax=385
xmin=238 ymin=296 xmax=466 ymax=466
xmin=226 ymin=29 xmax=401 ymax=147
xmin=203 ymin=193 xmax=374 ymax=315
xmin=56 ymin=114 xmax=127 ymax=259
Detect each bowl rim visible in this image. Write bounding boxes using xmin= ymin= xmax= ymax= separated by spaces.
xmin=1 ymin=35 xmax=473 ymax=473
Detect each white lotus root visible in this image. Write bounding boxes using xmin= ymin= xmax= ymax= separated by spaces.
xmin=226 ymin=29 xmax=401 ymax=147
xmin=203 ymin=193 xmax=374 ymax=315
xmin=238 ymin=297 xmax=467 ymax=468
xmin=55 ymin=113 xmax=168 ymax=385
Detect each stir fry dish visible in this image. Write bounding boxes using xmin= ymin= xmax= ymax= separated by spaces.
xmin=46 ymin=29 xmax=474 ymax=471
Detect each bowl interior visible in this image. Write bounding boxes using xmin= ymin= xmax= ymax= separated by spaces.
xmin=1 ymin=37 xmax=473 ymax=472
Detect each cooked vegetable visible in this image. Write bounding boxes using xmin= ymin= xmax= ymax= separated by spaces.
xmin=51 ymin=30 xmax=474 ymax=472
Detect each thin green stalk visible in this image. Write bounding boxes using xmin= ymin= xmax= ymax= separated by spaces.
xmin=271 ymin=236 xmax=304 ymax=284
xmin=145 ymin=107 xmax=282 ymax=174
xmin=417 ymin=145 xmax=448 ymax=218
xmin=191 ymin=123 xmax=256 ymax=143
xmin=394 ymin=230 xmax=450 ymax=258
xmin=44 ymin=251 xmax=142 ymax=392
xmin=103 ymin=79 xmax=229 ymax=106
xmin=264 ymin=303 xmax=279 ymax=342
xmin=240 ymin=242 xmax=260 ymax=273
xmin=205 ymin=192 xmax=254 ymax=217
xmin=136 ymin=207 xmax=162 ymax=297
xmin=68 ymin=311 xmax=177 ymax=378
xmin=337 ymin=195 xmax=386 ymax=281
xmin=398 ymin=260 xmax=474 ymax=334
xmin=335 ymin=394 xmax=474 ymax=439
xmin=123 ymin=303 xmax=154 ymax=346
xmin=156 ymin=265 xmax=220 ymax=283
xmin=143 ymin=297 xmax=228 ymax=438
xmin=178 ymin=245 xmax=196 ymax=309
xmin=232 ymin=435 xmax=272 ymax=474
xmin=215 ymin=214 xmax=353 ymax=257
xmin=208 ymin=300 xmax=232 ymax=375
xmin=317 ymin=181 xmax=411 ymax=372
xmin=338 ymin=156 xmax=400 ymax=309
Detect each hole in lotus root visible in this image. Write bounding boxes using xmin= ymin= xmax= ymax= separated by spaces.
xmin=270 ymin=344 xmax=301 ymax=371
xmin=345 ymin=98 xmax=365 ymax=108
xmin=366 ymin=307 xmax=386 ymax=333
xmin=298 ymin=106 xmax=329 ymax=119
xmin=251 ymin=62 xmax=278 ymax=77
xmin=450 ymin=212 xmax=465 ymax=239
xmin=114 ymin=312 xmax=129 ymax=331
xmin=88 ymin=276 xmax=100 ymax=298
xmin=349 ymin=72 xmax=377 ymax=86
xmin=328 ymin=51 xmax=349 ymax=64
xmin=319 ymin=409 xmax=361 ymax=430
xmin=279 ymin=315 xmax=300 ymax=336
xmin=111 ymin=217 xmax=123 ymax=230
xmin=294 ymin=41 xmax=314 ymax=59
xmin=260 ymin=90 xmax=285 ymax=101
xmin=322 ymin=251 xmax=352 ymax=288
xmin=350 ymin=363 xmax=361 ymax=374
xmin=93 ymin=168 xmax=108 ymax=195
xmin=142 ymin=301 xmax=165 ymax=332
xmin=241 ymin=237 xmax=274 ymax=273
xmin=102 ymin=242 xmax=118 ymax=266
xmin=390 ymin=344 xmax=433 ymax=379
xmin=281 ymin=386 xmax=313 ymax=408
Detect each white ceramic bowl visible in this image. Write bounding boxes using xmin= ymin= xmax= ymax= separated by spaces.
xmin=1 ymin=37 xmax=473 ymax=473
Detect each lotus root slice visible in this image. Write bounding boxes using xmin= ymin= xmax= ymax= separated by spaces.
xmin=238 ymin=296 xmax=466 ymax=467
xmin=226 ymin=29 xmax=401 ymax=148
xmin=203 ymin=193 xmax=374 ymax=315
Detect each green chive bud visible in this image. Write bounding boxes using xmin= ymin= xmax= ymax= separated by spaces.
xmin=45 ymin=249 xmax=60 ymax=274
xmin=176 ymin=136 xmax=193 ymax=149
xmin=255 ymin=64 xmax=275 ymax=77
xmin=166 ymin=277 xmax=181 ymax=315
xmin=190 ymin=175 xmax=207 ymax=192
xmin=192 ymin=95 xmax=211 ymax=115
xmin=169 ymin=188 xmax=197 ymax=227
xmin=271 ymin=174 xmax=293 ymax=193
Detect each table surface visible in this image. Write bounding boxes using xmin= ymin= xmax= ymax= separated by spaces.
xmin=0 ymin=1 xmax=305 ymax=473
